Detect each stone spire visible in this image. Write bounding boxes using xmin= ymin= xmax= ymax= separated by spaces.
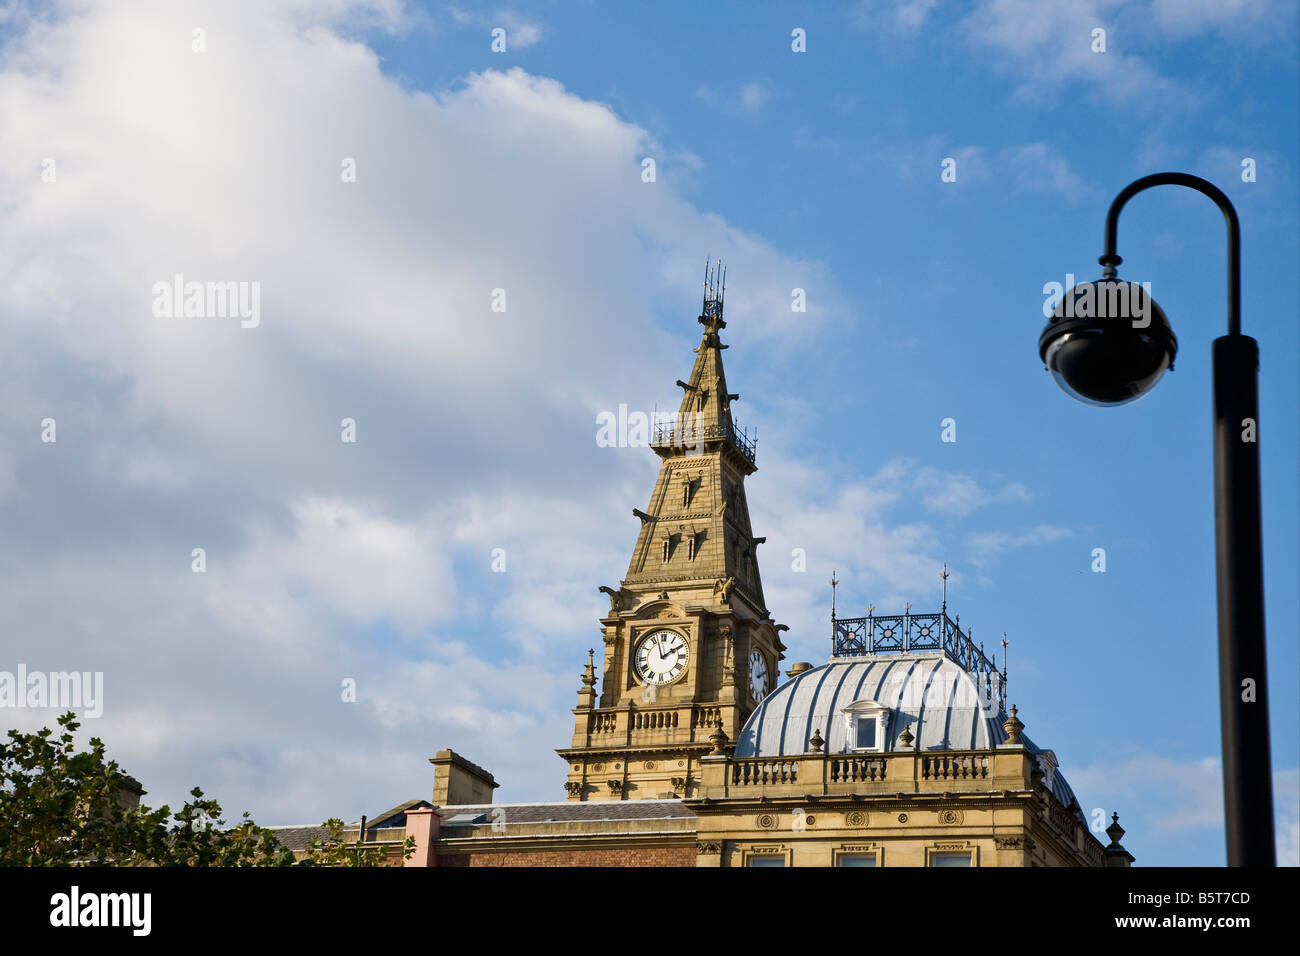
xmin=668 ymin=258 xmax=738 ymax=439
xmin=621 ymin=260 xmax=767 ymax=616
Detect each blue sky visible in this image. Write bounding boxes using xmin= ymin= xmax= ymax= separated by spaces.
xmin=0 ymin=0 xmax=1295 ymax=866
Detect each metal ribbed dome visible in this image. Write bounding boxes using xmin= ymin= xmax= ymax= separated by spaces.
xmin=735 ymin=655 xmax=1003 ymax=756
xmin=734 ymin=653 xmax=1081 ymax=810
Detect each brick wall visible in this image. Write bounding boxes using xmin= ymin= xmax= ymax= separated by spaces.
xmin=439 ymin=845 xmax=695 ymax=867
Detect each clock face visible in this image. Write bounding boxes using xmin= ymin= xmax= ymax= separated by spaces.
xmin=634 ymin=630 xmax=690 ymax=686
xmin=749 ymin=650 xmax=769 ymax=700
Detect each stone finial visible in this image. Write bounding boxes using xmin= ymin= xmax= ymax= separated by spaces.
xmin=1002 ymin=704 xmax=1024 ymax=744
xmin=1103 ymin=812 xmax=1136 ymax=866
xmin=899 ymin=723 xmax=915 ymax=748
xmin=809 ymin=728 xmax=824 ymax=753
xmin=1106 ymin=812 xmax=1126 ymax=848
xmin=576 ymin=649 xmax=598 ymax=710
xmin=708 ymin=719 xmax=730 ymax=755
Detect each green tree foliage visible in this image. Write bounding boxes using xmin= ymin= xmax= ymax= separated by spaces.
xmin=0 ymin=712 xmax=410 ymax=866
xmin=300 ymin=818 xmax=415 ymax=866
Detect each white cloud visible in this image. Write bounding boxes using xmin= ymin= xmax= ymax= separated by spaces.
xmin=857 ymin=0 xmax=1294 ymax=106
xmin=446 ymin=7 xmax=545 ymax=48
xmin=697 ymin=81 xmax=770 ymax=115
xmin=0 ymin=0 xmax=853 ymax=823
xmin=738 ymin=81 xmax=769 ymax=113
xmin=965 ymin=524 xmax=1072 ymax=567
xmin=1149 ymin=0 xmax=1294 ymax=38
xmin=1275 ymin=769 xmax=1299 ymax=867
xmin=1002 ymin=142 xmax=1086 ymax=195
xmin=1071 ymin=754 xmax=1300 ymax=864
xmin=233 ymin=498 xmax=458 ymax=632
xmin=747 ymin=456 xmax=1050 ymax=663
xmin=896 ymin=139 xmax=1086 ymax=198
xmin=961 ymin=0 xmax=1171 ymax=104
xmin=851 ymin=0 xmax=940 ymax=34
xmin=495 ymin=11 xmax=544 ymax=48
xmin=913 ymin=467 xmax=1031 ymax=516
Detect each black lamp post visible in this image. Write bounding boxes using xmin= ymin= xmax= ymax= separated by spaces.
xmin=1038 ymin=172 xmax=1275 ymax=867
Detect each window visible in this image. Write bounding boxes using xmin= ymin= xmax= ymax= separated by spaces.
xmin=747 ymin=856 xmax=785 ymax=867
xmin=843 ymin=701 xmax=889 ymax=753
xmin=837 ymin=854 xmax=877 ymax=867
xmin=930 ymin=852 xmax=971 ymax=867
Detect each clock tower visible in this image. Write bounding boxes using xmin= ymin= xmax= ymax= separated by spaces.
xmin=559 ymin=263 xmax=786 ymax=801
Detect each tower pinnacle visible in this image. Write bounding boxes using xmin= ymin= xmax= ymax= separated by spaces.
xmin=701 ymin=257 xmax=726 ymax=332
xmin=629 ymin=265 xmax=765 ymax=610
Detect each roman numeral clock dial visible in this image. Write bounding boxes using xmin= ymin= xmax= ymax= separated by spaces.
xmin=633 ymin=630 xmax=690 ymax=686
xmin=749 ymin=649 xmax=770 ymax=700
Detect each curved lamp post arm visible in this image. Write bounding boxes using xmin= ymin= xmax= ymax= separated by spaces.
xmin=1098 ymin=172 xmax=1242 ymax=336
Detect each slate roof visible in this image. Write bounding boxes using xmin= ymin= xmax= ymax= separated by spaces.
xmin=269 ymin=799 xmax=696 ymax=849
xmin=436 ymin=799 xmax=696 ymax=825
xmin=267 ymin=799 xmax=433 ymax=851
xmin=265 ymin=824 xmax=338 ymax=852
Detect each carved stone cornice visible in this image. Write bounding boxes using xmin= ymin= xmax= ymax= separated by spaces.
xmin=994 ymin=835 xmax=1036 ymax=851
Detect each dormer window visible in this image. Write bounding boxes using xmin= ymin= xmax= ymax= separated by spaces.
xmin=842 ymin=700 xmax=891 ymax=753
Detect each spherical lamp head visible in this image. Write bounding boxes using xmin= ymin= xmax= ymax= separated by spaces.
xmin=1038 ymin=279 xmax=1177 ymax=406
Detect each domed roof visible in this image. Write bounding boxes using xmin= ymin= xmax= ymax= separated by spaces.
xmin=734 ymin=653 xmax=1081 ymax=809
xmin=736 ymin=654 xmax=1003 ymax=756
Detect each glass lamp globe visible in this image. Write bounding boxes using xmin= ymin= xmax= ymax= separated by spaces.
xmin=1038 ymin=279 xmax=1178 ymax=406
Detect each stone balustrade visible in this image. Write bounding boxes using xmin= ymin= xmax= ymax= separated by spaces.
xmin=700 ymin=747 xmax=1032 ymax=798
xmin=581 ymin=704 xmax=730 ymax=746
